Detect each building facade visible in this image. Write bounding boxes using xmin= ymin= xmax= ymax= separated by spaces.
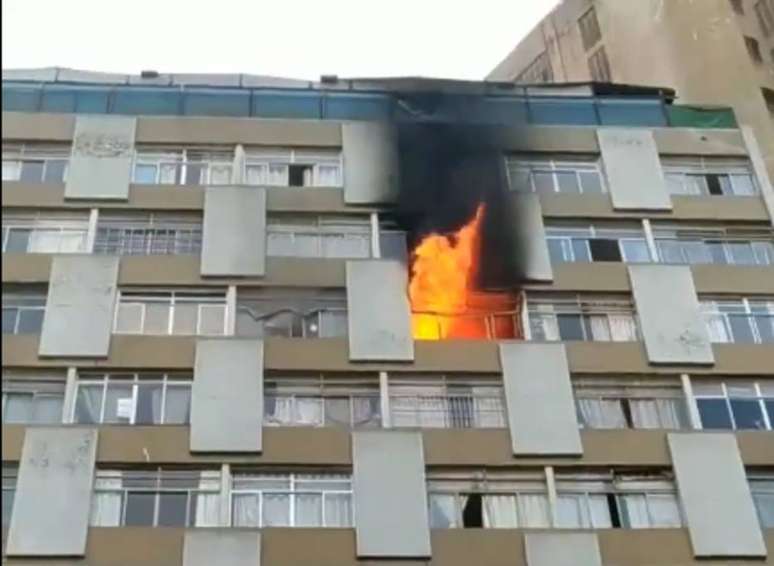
xmin=487 ymin=0 xmax=774 ymax=193
xmin=2 ymin=69 xmax=774 ymax=565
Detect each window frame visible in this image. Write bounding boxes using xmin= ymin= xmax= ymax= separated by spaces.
xmin=661 ymin=156 xmax=759 ymax=196
xmin=506 ymin=154 xmax=607 ymax=194
xmin=1 ymin=374 xmax=66 ymax=425
xmin=701 ymin=297 xmax=774 ymax=344
xmin=266 ymin=213 xmax=373 ymax=259
xmin=243 ymin=147 xmax=343 ymax=188
xmin=578 ymin=7 xmax=602 ymax=50
xmin=2 ymin=291 xmax=47 ymax=335
xmin=2 ymin=142 xmax=71 ymax=183
xmin=653 ymin=226 xmax=774 ymax=266
xmin=545 ymin=223 xmax=651 ymax=264
xmin=692 ymin=379 xmax=773 ymax=431
xmin=132 ymin=146 xmax=234 ymax=186
xmin=113 ymin=289 xmax=229 ymax=336
xmin=2 ymin=211 xmax=90 ymax=254
xmin=94 ymin=212 xmax=203 ymax=256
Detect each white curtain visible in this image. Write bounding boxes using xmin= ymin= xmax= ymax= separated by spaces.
xmin=28 ymin=229 xmax=63 ymax=253
xmin=647 ymin=493 xmax=682 ymax=527
xmin=316 ymin=164 xmax=340 ymax=186
xmin=263 ymin=493 xmax=290 ymax=526
xmin=609 ymin=314 xmax=637 ymax=341
xmin=90 ymin=475 xmax=123 ymax=527
xmin=267 ymin=164 xmax=289 ymax=186
xmin=232 ymin=494 xmax=260 ymax=527
xmin=518 ymin=493 xmax=551 ymax=528
xmin=294 ymin=397 xmax=323 ymax=426
xmin=159 ymin=162 xmax=178 ymax=184
xmin=588 ymin=494 xmax=613 ymax=528
xmin=322 ymin=233 xmax=369 ymax=259
xmin=577 ymin=398 xmax=626 ymax=429
xmin=246 ymin=164 xmax=267 ymax=185
xmin=428 ymin=494 xmax=458 ymax=528
xmin=589 ymin=315 xmax=611 ymax=341
xmin=532 ymin=314 xmax=559 ymax=341
xmin=295 ymin=493 xmax=323 ymax=526
xmin=555 ymin=495 xmax=587 ymax=528
xmin=704 ymin=313 xmax=730 ymax=343
xmin=194 ymin=473 xmax=221 ymax=527
xmin=324 ymin=493 xmax=352 ymax=527
xmin=265 ymin=396 xmax=293 ymax=425
xmin=483 ymin=495 xmax=519 ymax=528
xmin=473 ymin=388 xmax=505 ymax=428
xmin=209 ymin=164 xmax=231 ymax=185
xmin=630 ymin=399 xmax=683 ymax=429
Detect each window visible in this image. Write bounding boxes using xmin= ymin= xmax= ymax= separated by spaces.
xmin=428 ymin=472 xmax=550 ymax=529
xmin=244 ymin=148 xmax=342 ymax=187
xmin=114 ymin=289 xmax=227 ymax=336
xmin=701 ymin=298 xmax=774 ymax=344
xmin=730 ymin=0 xmax=745 ymax=14
xmin=94 ymin=212 xmax=202 ymax=256
xmin=232 ymin=472 xmax=353 ymax=527
xmin=91 ymin=469 xmax=221 ymax=527
xmin=527 ymin=294 xmax=639 ymax=342
xmin=236 ymin=288 xmax=347 ymax=339
xmin=579 ymin=7 xmax=602 ymax=50
xmin=2 ymin=373 xmax=65 ymax=424
xmin=264 ymin=374 xmax=381 ymax=428
xmin=133 ymin=146 xmax=233 ymax=185
xmin=2 ymin=211 xmax=89 ymax=254
xmin=555 ymin=474 xmax=683 ymax=529
xmin=389 ymin=375 xmax=506 ymax=428
xmin=756 ymin=0 xmax=774 ymax=36
xmin=749 ymin=474 xmax=774 ymax=528
xmin=662 ymin=157 xmax=758 ymax=196
xmin=574 ymin=378 xmax=688 ymax=430
xmin=2 ymin=143 xmax=70 ymax=183
xmin=654 ymin=226 xmax=774 ymax=266
xmin=588 ymin=47 xmax=612 ymax=82
xmin=2 ymin=288 xmax=46 ymax=335
xmin=745 ymin=36 xmax=764 ymax=63
xmin=267 ymin=214 xmax=372 ymax=259
xmin=514 ymin=51 xmax=553 ymax=84
xmin=693 ymin=380 xmax=773 ymax=430
xmin=2 ymin=466 xmax=17 ymax=528
xmin=546 ymin=223 xmax=651 ymax=264
xmin=507 ymin=154 xmax=606 ymax=194
xmin=73 ymin=372 xmax=192 ymax=425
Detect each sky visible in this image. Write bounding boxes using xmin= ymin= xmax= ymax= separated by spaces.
xmin=1 ymin=0 xmax=556 ymax=80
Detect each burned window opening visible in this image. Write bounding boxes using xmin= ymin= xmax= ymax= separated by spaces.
xmin=288 ymin=164 xmax=312 ymax=187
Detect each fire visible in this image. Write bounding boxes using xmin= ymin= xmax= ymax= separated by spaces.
xmin=408 ymin=204 xmax=521 ymax=340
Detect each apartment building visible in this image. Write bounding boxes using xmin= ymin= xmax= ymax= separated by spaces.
xmin=1 ymin=69 xmax=774 ymax=565
xmin=487 ymin=0 xmax=774 ymax=192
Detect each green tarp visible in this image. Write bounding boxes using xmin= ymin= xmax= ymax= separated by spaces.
xmin=667 ymin=105 xmax=738 ymax=128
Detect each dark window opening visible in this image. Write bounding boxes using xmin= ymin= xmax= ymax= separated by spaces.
xmin=697 ymin=398 xmax=733 ymax=429
xmin=289 ymin=164 xmax=311 ymax=187
xmin=745 ymin=36 xmax=764 ymax=63
xmin=620 ymin=399 xmax=635 ymax=428
xmin=607 ymin=493 xmax=622 ymax=528
xmin=461 ymin=493 xmax=484 ymax=528
xmin=705 ymin=174 xmax=724 ymax=196
xmin=589 ymin=239 xmax=622 ymax=262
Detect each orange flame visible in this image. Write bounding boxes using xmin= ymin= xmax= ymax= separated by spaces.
xmin=408 ymin=204 xmax=521 ymax=340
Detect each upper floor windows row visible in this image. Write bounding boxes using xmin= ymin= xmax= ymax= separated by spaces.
xmin=507 ymin=155 xmax=760 ymax=197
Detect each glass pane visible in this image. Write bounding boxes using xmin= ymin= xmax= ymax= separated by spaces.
xmin=578 ymin=170 xmax=603 ymax=193
xmin=753 ymin=492 xmax=774 ymax=528
xmin=729 ymin=399 xmax=767 ymax=430
xmin=103 ymin=384 xmax=134 ymax=424
xmin=2 ymin=309 xmax=17 ymax=333
xmin=295 ymin=493 xmax=323 ymax=527
xmin=16 ymin=309 xmax=44 ymax=334
xmin=20 ymin=161 xmax=44 ymax=182
xmin=134 ymin=164 xmax=157 ymax=184
xmin=621 ymin=240 xmax=651 ymax=263
xmin=571 ymin=239 xmax=591 ymax=262
xmin=4 ymin=394 xmax=32 ymax=423
xmin=144 ymin=303 xmax=170 ymax=334
xmin=557 ymin=314 xmax=585 ymax=341
xmin=5 ymin=229 xmax=32 ymax=253
xmin=324 ymin=493 xmax=352 ymax=527
xmin=727 ymin=314 xmax=756 ymax=343
xmin=124 ymin=492 xmax=156 ymax=526
xmin=115 ymin=303 xmax=143 ymax=333
xmin=34 ymin=395 xmax=64 ymax=423
xmin=157 ymin=492 xmax=188 ymax=526
xmin=555 ymin=495 xmax=588 ymax=528
xmin=184 ymin=163 xmax=204 ymax=185
xmin=555 ymin=171 xmax=580 ymax=193
xmin=547 ymin=239 xmax=569 ymax=263
xmin=135 ymin=383 xmax=163 ymax=425
xmin=755 ymin=314 xmax=774 ymax=343
xmin=172 ymin=303 xmax=197 ymax=335
xmin=74 ymin=384 xmax=104 ymax=423
xmin=324 ymin=397 xmax=351 ymax=427
xmin=232 ymin=494 xmax=260 ymax=527
xmin=262 ymin=493 xmax=290 ymax=526
xmin=199 ymin=305 xmax=226 ymax=335
xmin=727 ymin=243 xmax=756 ymax=265
xmin=2 ymin=488 xmax=15 ymax=527
xmin=648 ymin=493 xmax=682 ymax=527
xmin=533 ymin=172 xmax=555 ymax=193
xmin=164 ymin=386 xmax=191 ymax=424
xmin=44 ymin=160 xmax=67 ymax=183
xmin=697 ymin=398 xmax=733 ymax=429
xmin=429 ymin=494 xmax=458 ymax=528
xmin=730 ymin=174 xmax=755 ymax=196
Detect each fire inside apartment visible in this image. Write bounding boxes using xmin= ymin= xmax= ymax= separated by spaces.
xmin=1 ymin=69 xmax=774 ymax=565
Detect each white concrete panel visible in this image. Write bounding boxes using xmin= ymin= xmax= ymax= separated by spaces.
xmin=343 ymin=122 xmax=399 ymax=204
xmin=741 ymin=126 xmax=774 ymax=227
xmin=512 ymin=193 xmax=553 ymax=282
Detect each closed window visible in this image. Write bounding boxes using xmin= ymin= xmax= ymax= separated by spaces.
xmin=588 ymin=47 xmax=611 ymax=82
xmin=2 ymin=466 xmax=17 ymax=528
xmin=91 ymin=469 xmax=221 ymax=527
xmin=555 ymin=474 xmax=683 ymax=529
xmin=267 ymin=214 xmax=371 ymax=259
xmin=693 ymin=380 xmax=773 ymax=430
xmin=579 ymin=7 xmax=602 ymax=50
xmin=654 ymin=226 xmax=774 ymax=266
xmin=507 ymin=155 xmax=606 ymax=194
xmin=574 ymin=378 xmax=688 ymax=430
xmin=2 ymin=374 xmax=65 ymax=424
xmin=389 ymin=375 xmax=506 ymax=429
xmin=73 ymin=372 xmax=192 ymax=425
xmin=546 ymin=224 xmax=650 ymax=264
xmin=2 ymin=289 xmax=47 ymax=335
xmin=244 ymin=148 xmax=342 ymax=187
xmin=231 ymin=473 xmax=353 ymax=528
xmin=749 ymin=475 xmax=774 ymax=528
xmin=427 ymin=472 xmax=550 ymax=529
xmin=756 ymin=0 xmax=774 ymax=36
xmin=2 ymin=211 xmax=89 ymax=254
xmin=527 ymin=294 xmax=639 ymax=342
xmin=663 ymin=157 xmax=758 ymax=196
xmin=515 ymin=51 xmax=553 ymax=84
xmin=94 ymin=213 xmax=202 ymax=256
xmin=264 ymin=374 xmax=381 ymax=428
xmin=133 ymin=146 xmax=233 ymax=185
xmin=702 ymin=298 xmax=774 ymax=344
xmin=2 ymin=143 xmax=70 ymax=183
xmin=114 ymin=290 xmax=227 ymax=336
xmin=236 ymin=288 xmax=347 ymax=339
